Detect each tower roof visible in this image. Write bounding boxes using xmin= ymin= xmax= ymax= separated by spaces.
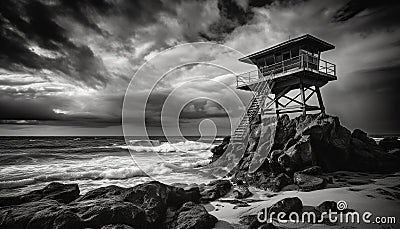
xmin=239 ymin=34 xmax=335 ymax=64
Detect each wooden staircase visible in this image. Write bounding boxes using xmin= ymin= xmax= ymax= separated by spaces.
xmin=231 ymin=79 xmax=271 ymax=142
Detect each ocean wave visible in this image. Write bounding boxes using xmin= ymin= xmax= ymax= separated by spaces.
xmin=0 ymin=152 xmax=106 ymax=165
xmin=122 ymin=140 xmax=213 ymax=153
xmin=179 ymin=159 xmax=210 ymax=168
xmin=0 ymin=157 xmax=212 ymax=189
xmin=127 ymin=139 xmax=160 ymax=146
xmin=0 ymin=164 xmax=173 ymax=189
xmin=0 ymin=153 xmax=81 ymax=165
xmin=100 ymin=164 xmax=172 ymax=179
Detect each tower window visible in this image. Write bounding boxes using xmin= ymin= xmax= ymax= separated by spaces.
xmin=282 ymin=51 xmax=290 ymax=60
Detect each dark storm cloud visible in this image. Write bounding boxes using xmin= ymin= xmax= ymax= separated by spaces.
xmin=333 ymin=0 xmax=398 ymax=22
xmin=200 ymin=0 xmax=307 ymax=41
xmin=58 ymin=0 xmax=111 ymax=36
xmin=331 ymin=0 xmax=400 ymax=34
xmin=0 ymin=87 xmax=122 ymax=127
xmin=202 ymin=0 xmax=254 ymax=41
xmin=0 ymin=96 xmax=59 ymax=121
xmin=0 ymin=0 xmax=109 ymax=88
xmin=117 ymin=1 xmax=176 ymax=25
xmin=1 ymin=0 xmax=400 ymax=135
xmin=0 ymin=100 xmax=122 ymax=128
xmin=0 ymin=0 xmax=195 ymax=88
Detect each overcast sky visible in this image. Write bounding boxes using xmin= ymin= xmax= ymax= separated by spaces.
xmin=0 ymin=0 xmax=399 ymax=136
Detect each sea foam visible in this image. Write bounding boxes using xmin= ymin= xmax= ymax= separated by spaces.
xmin=0 ymin=163 xmax=174 ymax=189
xmin=123 ymin=140 xmax=213 ymax=153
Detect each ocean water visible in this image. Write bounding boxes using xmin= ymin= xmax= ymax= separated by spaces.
xmin=0 ymin=136 xmax=222 ymax=196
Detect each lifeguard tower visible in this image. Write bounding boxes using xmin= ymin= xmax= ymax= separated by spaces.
xmin=232 ymin=34 xmax=336 ymax=141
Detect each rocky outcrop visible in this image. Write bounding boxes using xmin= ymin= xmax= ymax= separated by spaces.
xmin=232 ymin=180 xmax=252 ymax=199
xmin=168 ymin=202 xmax=218 ymax=229
xmin=293 ymin=173 xmax=326 ymax=191
xmin=0 ymin=181 xmax=218 ymax=229
xmin=269 ymin=197 xmax=303 ymax=216
xmin=229 ymin=113 xmax=400 ymax=192
xmin=259 ymin=173 xmax=292 ymax=192
xmin=243 ymin=197 xmax=303 ymax=228
xmin=275 ymin=114 xmax=400 ymax=173
xmin=210 ymin=136 xmax=230 ymax=163
xmin=0 ymin=182 xmax=79 ymax=207
xmin=379 ymin=137 xmax=400 ymax=151
xmin=349 ymin=129 xmax=400 ymax=173
xmin=200 ymin=179 xmax=232 ymax=202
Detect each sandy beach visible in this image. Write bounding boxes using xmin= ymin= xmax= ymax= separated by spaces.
xmin=207 ymin=172 xmax=400 ymax=228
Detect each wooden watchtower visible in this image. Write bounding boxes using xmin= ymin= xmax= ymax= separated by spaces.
xmin=237 ymin=34 xmax=336 ymax=116
xmin=232 ymin=34 xmax=336 ymax=140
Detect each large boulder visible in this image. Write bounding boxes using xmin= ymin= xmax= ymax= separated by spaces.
xmin=0 ymin=198 xmax=147 ymax=229
xmin=269 ymin=197 xmax=303 ymax=217
xmin=316 ymin=200 xmax=354 ymax=213
xmin=273 ymin=115 xmax=296 ymax=150
xmin=168 ymin=202 xmax=218 ymax=229
xmin=259 ymin=173 xmax=292 ymax=192
xmin=76 ymin=181 xmax=200 ymax=226
xmin=284 ymin=135 xmax=314 ymax=170
xmin=0 ymin=199 xmax=63 ymax=229
xmin=210 ymin=136 xmax=230 ymax=163
xmin=200 ymin=180 xmax=232 ymax=202
xmin=349 ymin=129 xmax=400 ymax=172
xmin=26 ymin=199 xmax=147 ymax=229
xmin=0 ymin=181 xmax=204 ymax=229
xmin=379 ymin=137 xmax=400 ymax=151
xmin=316 ymin=201 xmax=339 ymax=213
xmin=0 ymin=182 xmax=79 ymax=207
xmin=71 ymin=199 xmax=147 ymax=228
xmin=233 ymin=181 xmax=252 ymax=199
xmin=125 ymin=181 xmax=201 ymax=224
xmin=270 ymin=114 xmax=353 ymax=172
xmin=75 ymin=185 xmax=125 ymax=202
xmin=297 ymin=115 xmax=352 ymax=171
xmin=293 ymin=173 xmax=326 ymax=191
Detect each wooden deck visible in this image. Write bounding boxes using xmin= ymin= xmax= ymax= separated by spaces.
xmin=236 ymin=54 xmax=336 ymax=93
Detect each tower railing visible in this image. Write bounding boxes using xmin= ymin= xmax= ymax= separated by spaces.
xmin=236 ymin=54 xmax=336 ymax=88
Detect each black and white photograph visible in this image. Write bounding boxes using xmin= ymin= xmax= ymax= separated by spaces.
xmin=1 ymin=0 xmax=400 ymax=228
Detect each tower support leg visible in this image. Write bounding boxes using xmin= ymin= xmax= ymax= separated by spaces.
xmin=315 ymin=86 xmax=325 ymax=114
xmin=300 ymin=79 xmax=306 ymax=116
xmin=275 ymin=96 xmax=280 ymax=118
